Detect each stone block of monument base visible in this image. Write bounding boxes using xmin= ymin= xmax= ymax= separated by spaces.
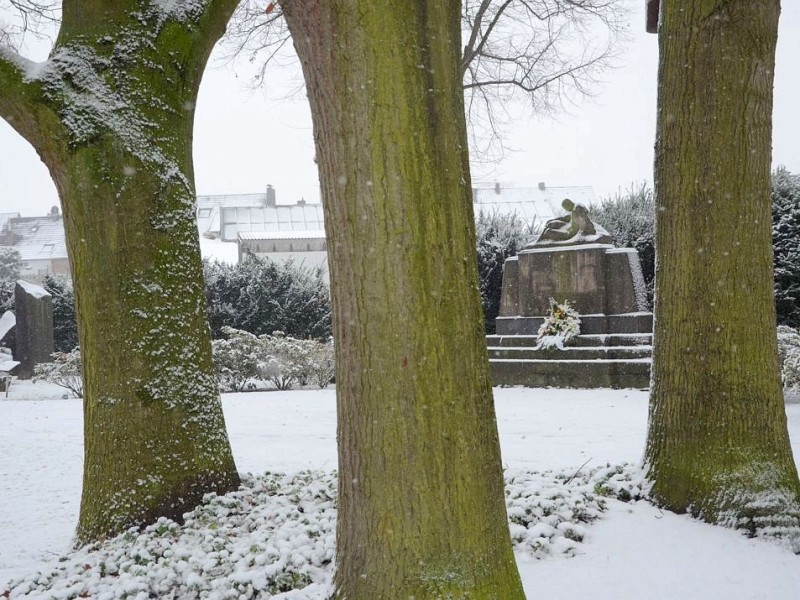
xmin=14 ymin=280 xmax=55 ymax=380
xmin=488 ymin=199 xmax=653 ymax=388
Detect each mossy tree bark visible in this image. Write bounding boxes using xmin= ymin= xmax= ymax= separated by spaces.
xmin=0 ymin=0 xmax=240 ymax=543
xmin=282 ymin=2 xmax=525 ymax=598
xmin=646 ymin=0 xmax=800 ymax=533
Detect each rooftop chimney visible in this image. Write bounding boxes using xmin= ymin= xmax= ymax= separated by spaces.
xmin=297 ymin=198 xmax=306 ymax=206
xmin=265 ymin=184 xmax=277 ymax=207
xmin=538 ymin=182 xmax=546 ymax=191
xmin=494 ymin=182 xmax=501 ymax=194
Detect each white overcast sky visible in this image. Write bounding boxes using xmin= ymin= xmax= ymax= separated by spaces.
xmin=1 ymin=0 xmax=798 ymax=217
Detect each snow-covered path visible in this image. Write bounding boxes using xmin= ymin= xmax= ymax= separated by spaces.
xmin=2 ymin=382 xmax=800 ymax=598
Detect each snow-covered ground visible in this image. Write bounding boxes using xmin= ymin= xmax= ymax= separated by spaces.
xmin=2 ymin=381 xmax=800 ymax=598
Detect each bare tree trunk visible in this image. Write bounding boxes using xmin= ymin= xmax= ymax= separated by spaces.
xmin=646 ymin=0 xmax=800 ymax=533
xmin=0 ymin=0 xmax=241 ymax=543
xmin=283 ymin=1 xmax=526 ymax=598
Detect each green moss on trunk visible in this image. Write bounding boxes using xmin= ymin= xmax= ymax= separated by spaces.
xmin=646 ymin=0 xmax=800 ymax=534
xmin=284 ymin=1 xmax=526 ymax=598
xmin=1 ymin=0 xmax=241 ymax=543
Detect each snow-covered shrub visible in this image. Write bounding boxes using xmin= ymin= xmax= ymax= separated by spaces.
xmin=203 ymin=255 xmax=331 ymax=340
xmin=305 ymin=338 xmax=336 ymax=389
xmin=536 ymin=299 xmax=581 ymax=349
xmin=212 ymin=327 xmax=262 ymax=392
xmin=476 ymin=210 xmax=539 ymax=334
xmin=778 ymin=325 xmax=800 ymax=391
xmin=592 ymin=183 xmax=655 ymax=309
xmin=772 ymin=167 xmax=800 ymax=328
xmin=32 ymin=348 xmax=83 ymax=398
xmin=212 ymin=328 xmax=335 ymax=392
xmin=259 ymin=331 xmax=310 ymax=390
xmin=259 ymin=333 xmax=335 ymax=390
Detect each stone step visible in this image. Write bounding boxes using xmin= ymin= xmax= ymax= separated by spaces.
xmin=496 ymin=312 xmax=654 ymax=336
xmin=486 ymin=333 xmax=652 ymax=348
xmin=490 ymin=358 xmax=651 ymax=389
xmin=488 ymin=345 xmax=652 ymax=361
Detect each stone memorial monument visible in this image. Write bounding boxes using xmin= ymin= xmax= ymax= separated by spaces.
xmin=14 ymin=280 xmax=55 ymax=379
xmin=487 ymin=199 xmax=653 ymax=388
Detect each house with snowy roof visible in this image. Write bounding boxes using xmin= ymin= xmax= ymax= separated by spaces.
xmin=197 ymin=184 xmax=329 ymax=278
xmin=197 ymin=182 xmax=596 ymax=274
xmin=197 ymin=184 xmax=325 ymax=242
xmin=0 ymin=208 xmax=70 ymax=282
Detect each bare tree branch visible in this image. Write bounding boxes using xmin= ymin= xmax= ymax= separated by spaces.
xmin=1 ymin=0 xmax=59 ymax=49
xmin=222 ymin=0 xmax=629 ymax=162
xmin=461 ymin=0 xmax=628 ymax=160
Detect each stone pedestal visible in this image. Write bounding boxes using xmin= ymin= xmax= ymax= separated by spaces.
xmin=14 ymin=280 xmax=54 ymax=379
xmin=497 ymin=244 xmax=651 ymax=335
xmin=489 ymin=243 xmax=653 ymax=389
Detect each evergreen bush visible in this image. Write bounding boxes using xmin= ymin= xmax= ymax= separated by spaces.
xmin=203 ymin=255 xmax=331 ymax=340
xmin=42 ymin=275 xmax=79 ymax=353
xmin=778 ymin=325 xmax=800 ymax=392
xmin=475 ymin=210 xmax=538 ymax=334
xmin=0 ymin=246 xmax=20 ymax=312
xmin=772 ymin=167 xmax=800 ymax=328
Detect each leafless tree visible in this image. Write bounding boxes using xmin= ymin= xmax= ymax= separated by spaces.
xmin=461 ymin=0 xmax=627 ymax=159
xmin=0 ymin=0 xmax=59 ymax=48
xmin=224 ymin=0 xmax=628 ymax=160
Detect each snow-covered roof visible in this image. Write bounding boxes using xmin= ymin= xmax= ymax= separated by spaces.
xmin=239 ymin=230 xmax=327 ymax=241
xmin=472 ymin=183 xmax=596 ymax=227
xmin=196 ymin=193 xmax=270 ymax=236
xmin=2 ymin=215 xmax=68 ymax=262
xmin=196 ymin=192 xmax=325 ymax=240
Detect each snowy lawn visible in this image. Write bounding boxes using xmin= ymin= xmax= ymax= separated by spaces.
xmin=2 ymin=381 xmax=800 ymax=598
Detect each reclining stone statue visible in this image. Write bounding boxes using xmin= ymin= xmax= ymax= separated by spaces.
xmin=526 ymin=198 xmax=612 ymax=248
